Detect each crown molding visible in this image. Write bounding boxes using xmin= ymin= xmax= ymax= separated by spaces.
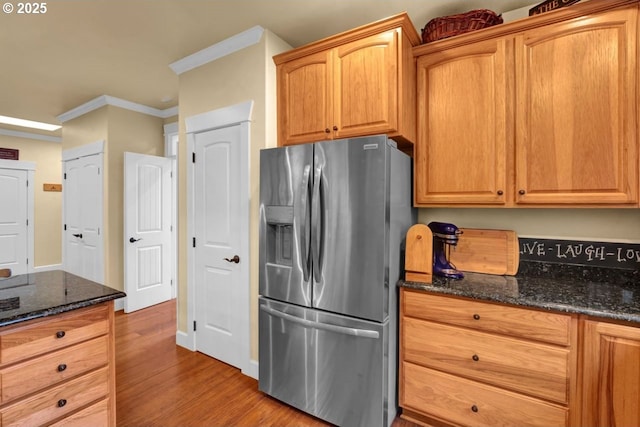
xmin=170 ymin=26 xmax=265 ymax=75
xmin=0 ymin=128 xmax=62 ymax=143
xmin=57 ymin=95 xmax=179 ymax=123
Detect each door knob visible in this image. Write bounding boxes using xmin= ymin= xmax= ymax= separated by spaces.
xmin=72 ymin=233 xmax=82 ymax=239
xmin=224 ymin=255 xmax=240 ymax=263
xmin=129 ymin=237 xmax=142 ymax=243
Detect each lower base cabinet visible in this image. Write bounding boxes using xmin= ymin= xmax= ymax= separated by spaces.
xmin=0 ymin=302 xmax=115 ymax=426
xmin=399 ymin=289 xmax=577 ymax=427
xmin=399 ymin=288 xmax=640 ymax=427
xmin=581 ymin=320 xmax=640 ymax=427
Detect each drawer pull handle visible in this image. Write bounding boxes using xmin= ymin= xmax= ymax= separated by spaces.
xmin=57 ymin=399 xmax=67 ymax=408
xmin=56 ymin=331 xmax=66 ymax=339
xmin=471 ymin=405 xmax=479 ymax=413
xmin=57 ymin=363 xmax=67 ymax=372
xmin=472 ymin=354 xmax=479 ymax=362
xmin=473 ymin=314 xmax=480 ymax=320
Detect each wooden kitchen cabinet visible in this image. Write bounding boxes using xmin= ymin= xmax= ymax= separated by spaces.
xmin=399 ymin=289 xmax=579 ymax=427
xmin=274 ymin=13 xmax=420 ymax=151
xmin=414 ymin=1 xmax=639 ymax=207
xmin=0 ymin=301 xmax=115 ymax=426
xmin=581 ymin=319 xmax=640 ymax=427
xmin=415 ymin=37 xmax=512 ymax=205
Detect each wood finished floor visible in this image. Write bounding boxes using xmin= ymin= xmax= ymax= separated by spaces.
xmin=115 ymin=300 xmax=419 ymax=427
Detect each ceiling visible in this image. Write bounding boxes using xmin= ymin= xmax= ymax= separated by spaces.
xmin=0 ymin=0 xmax=535 ymax=138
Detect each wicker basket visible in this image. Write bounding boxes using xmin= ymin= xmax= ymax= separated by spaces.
xmin=421 ymin=9 xmax=503 ymax=44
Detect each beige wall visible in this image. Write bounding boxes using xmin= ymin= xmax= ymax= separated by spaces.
xmin=419 ymin=208 xmax=640 ymax=242
xmin=0 ymin=135 xmax=62 ymax=267
xmin=177 ymin=29 xmax=291 ymax=360
xmin=61 ymin=108 xmax=109 ymax=150
xmin=62 ymin=106 xmax=164 ymax=291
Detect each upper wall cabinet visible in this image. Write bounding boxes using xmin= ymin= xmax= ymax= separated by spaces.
xmin=274 ymin=13 xmax=420 ymax=152
xmin=414 ymin=0 xmax=639 ymax=207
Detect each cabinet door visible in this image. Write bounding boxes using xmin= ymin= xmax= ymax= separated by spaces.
xmin=277 ymin=50 xmax=333 ymax=145
xmin=333 ymin=30 xmax=398 ymax=139
xmin=415 ymin=38 xmax=510 ymax=205
xmin=515 ymin=7 xmax=638 ymax=205
xmin=581 ymin=320 xmax=640 ymax=427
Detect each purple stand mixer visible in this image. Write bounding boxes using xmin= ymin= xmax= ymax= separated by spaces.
xmin=428 ymin=222 xmax=464 ymax=279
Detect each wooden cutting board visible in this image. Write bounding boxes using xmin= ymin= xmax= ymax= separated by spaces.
xmin=405 ymin=224 xmax=433 ymax=283
xmin=449 ymin=228 xmax=519 ymax=276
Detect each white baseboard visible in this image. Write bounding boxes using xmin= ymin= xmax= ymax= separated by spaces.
xmin=113 ymin=298 xmax=125 ymax=311
xmin=33 ymin=264 xmax=62 ymax=273
xmin=176 ymin=330 xmax=195 ymax=351
xmin=243 ymin=359 xmax=259 ymax=380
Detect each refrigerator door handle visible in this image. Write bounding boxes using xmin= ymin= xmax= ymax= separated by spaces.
xmin=300 ymin=164 xmax=312 ymax=282
xmin=260 ymin=304 xmax=380 ymax=339
xmin=311 ymin=165 xmax=323 ymax=283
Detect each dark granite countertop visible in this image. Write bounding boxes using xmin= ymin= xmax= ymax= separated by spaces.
xmin=401 ymin=261 xmax=640 ymax=324
xmin=0 ymin=270 xmax=126 ymax=327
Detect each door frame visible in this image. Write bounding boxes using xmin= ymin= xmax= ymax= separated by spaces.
xmin=61 ymin=140 xmax=105 ymax=285
xmin=183 ymin=100 xmax=253 ymax=377
xmin=0 ymin=159 xmax=35 ymax=274
xmin=164 ymin=122 xmax=179 ymax=300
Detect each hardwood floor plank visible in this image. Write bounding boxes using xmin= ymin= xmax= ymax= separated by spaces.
xmin=115 ymin=300 xmax=419 ymax=427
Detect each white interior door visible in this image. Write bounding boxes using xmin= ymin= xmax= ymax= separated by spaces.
xmin=64 ymin=154 xmax=104 ymax=283
xmin=124 ymin=152 xmax=172 ymax=313
xmin=193 ymin=124 xmax=248 ymax=369
xmin=0 ymin=168 xmax=28 ymax=275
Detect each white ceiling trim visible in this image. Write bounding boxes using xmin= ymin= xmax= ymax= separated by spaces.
xmin=0 ymin=128 xmax=62 ymax=143
xmin=57 ymin=95 xmax=178 ymax=123
xmin=170 ymin=25 xmax=265 ymax=76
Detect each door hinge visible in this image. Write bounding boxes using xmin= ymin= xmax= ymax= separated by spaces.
xmin=26 ymin=180 xmax=29 ymax=187
xmin=193 ymin=321 xmax=197 ymax=331
xmin=98 ymin=168 xmax=101 ymax=175
xmin=193 ymin=237 xmax=196 ymax=248
xmin=64 ymin=173 xmax=67 ymax=180
xmin=26 ymin=219 xmax=28 ymax=226
xmin=64 ymin=224 xmax=67 ymax=231
xmin=192 ymin=152 xmax=195 ymax=163
xmin=26 ymin=258 xmax=29 ymax=265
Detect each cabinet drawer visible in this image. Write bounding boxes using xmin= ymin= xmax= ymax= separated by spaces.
xmin=0 ymin=367 xmax=108 ymax=427
xmin=402 ymin=290 xmax=572 ymax=345
xmin=402 ymin=362 xmax=567 ymax=427
xmin=48 ymin=398 xmax=109 ymax=427
xmin=0 ymin=304 xmax=109 ymax=365
xmin=403 ymin=317 xmax=570 ymax=404
xmin=0 ymin=336 xmax=108 ymax=403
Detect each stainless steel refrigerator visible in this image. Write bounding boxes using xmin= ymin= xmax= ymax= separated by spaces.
xmin=258 ymin=135 xmax=415 ymax=427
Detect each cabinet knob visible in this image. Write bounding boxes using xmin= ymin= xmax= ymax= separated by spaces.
xmin=57 ymin=363 xmax=67 ymax=372
xmin=57 ymin=399 xmax=67 ymax=408
xmin=497 ymin=190 xmax=503 ymax=196
xmin=56 ymin=331 xmax=66 ymax=339
xmin=473 ymin=314 xmax=480 ymax=320
xmin=518 ymin=189 xmax=526 ymax=195
xmin=472 ymin=354 xmax=479 ymax=362
xmin=325 ymin=128 xmax=330 ymax=133
xmin=471 ymin=405 xmax=479 ymax=413
xmin=332 ymin=125 xmax=338 ymax=131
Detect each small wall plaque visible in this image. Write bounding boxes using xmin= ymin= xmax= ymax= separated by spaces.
xmin=529 ymin=0 xmax=581 ymax=16
xmin=43 ymin=183 xmax=62 ymax=192
xmin=0 ymin=148 xmax=18 ymax=160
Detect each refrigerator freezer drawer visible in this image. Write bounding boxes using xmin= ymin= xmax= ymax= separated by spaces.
xmin=259 ymin=297 xmax=389 ymax=427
